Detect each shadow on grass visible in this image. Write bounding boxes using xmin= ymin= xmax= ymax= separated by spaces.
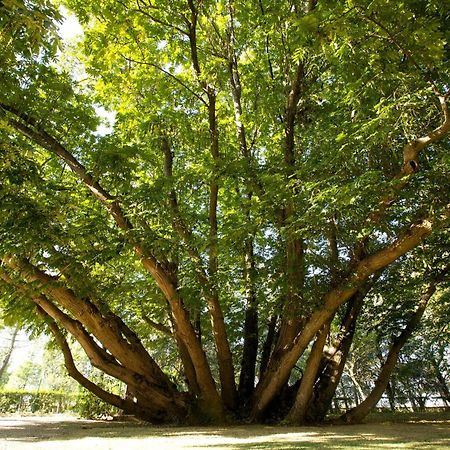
xmin=0 ymin=416 xmax=448 ymax=449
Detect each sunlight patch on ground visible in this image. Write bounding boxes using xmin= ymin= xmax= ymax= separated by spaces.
xmin=0 ymin=415 xmax=448 ymax=449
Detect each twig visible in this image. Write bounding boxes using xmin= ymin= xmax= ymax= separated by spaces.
xmin=119 ymin=54 xmax=207 ymax=106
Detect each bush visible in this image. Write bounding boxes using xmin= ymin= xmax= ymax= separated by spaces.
xmin=74 ymin=388 xmax=119 ymax=419
xmin=0 ymin=390 xmax=76 ymax=414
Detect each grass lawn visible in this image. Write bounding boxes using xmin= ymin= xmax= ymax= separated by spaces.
xmin=0 ymin=411 xmax=448 ymax=449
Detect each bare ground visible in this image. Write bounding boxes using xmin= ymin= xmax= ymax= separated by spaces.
xmin=0 ymin=414 xmax=449 ymax=449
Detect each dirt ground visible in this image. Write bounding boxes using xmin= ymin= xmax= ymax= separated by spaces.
xmin=0 ymin=414 xmax=449 ymax=449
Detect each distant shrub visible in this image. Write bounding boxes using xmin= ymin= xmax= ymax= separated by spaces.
xmin=0 ymin=390 xmax=76 ymax=414
xmin=0 ymin=388 xmax=121 ymax=419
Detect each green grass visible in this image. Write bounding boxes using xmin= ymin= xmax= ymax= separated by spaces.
xmin=364 ymin=408 xmax=450 ymax=424
xmin=0 ymin=411 xmax=448 ymax=449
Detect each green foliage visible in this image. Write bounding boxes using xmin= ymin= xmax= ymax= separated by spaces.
xmin=0 ymin=389 xmax=76 ymax=414
xmin=75 ymin=389 xmax=119 ymax=419
xmin=74 ymin=371 xmax=122 ymax=419
xmin=0 ymin=0 xmax=449 ymax=422
xmin=8 ymin=361 xmax=42 ymax=391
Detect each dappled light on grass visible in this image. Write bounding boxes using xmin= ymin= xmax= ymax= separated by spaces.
xmin=0 ymin=416 xmax=449 ymax=449
xmin=1 ymin=0 xmax=449 ymax=426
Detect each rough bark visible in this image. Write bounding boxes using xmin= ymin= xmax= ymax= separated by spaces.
xmin=36 ymin=305 xmax=166 ymax=422
xmin=0 ymin=266 xmax=187 ymax=421
xmin=2 ymin=256 xmax=173 ymax=386
xmin=33 ymin=295 xmax=180 ymax=418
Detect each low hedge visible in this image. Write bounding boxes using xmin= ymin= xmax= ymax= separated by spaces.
xmin=0 ymin=390 xmax=77 ymax=414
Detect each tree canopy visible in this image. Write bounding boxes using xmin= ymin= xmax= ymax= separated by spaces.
xmin=0 ymin=0 xmax=449 ymax=424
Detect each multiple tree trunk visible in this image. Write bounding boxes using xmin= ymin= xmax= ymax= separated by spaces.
xmin=1 ymin=0 xmax=450 ymax=426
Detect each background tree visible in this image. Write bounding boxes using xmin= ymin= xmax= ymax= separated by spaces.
xmin=0 ymin=325 xmax=19 ymax=385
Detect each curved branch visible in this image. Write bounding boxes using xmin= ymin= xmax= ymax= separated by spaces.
xmin=0 ymin=267 xmax=186 ymax=418
xmin=142 ymin=314 xmax=173 ymax=336
xmin=338 ymin=275 xmax=441 ymax=424
xmin=353 ymin=95 xmax=450 ymax=254
xmin=35 ymin=305 xmax=168 ymax=422
xmin=250 ymin=205 xmax=450 ymax=420
xmin=401 ymin=95 xmax=450 ymax=174
xmin=0 ymin=103 xmax=134 ymax=232
xmin=0 ymin=269 xmax=136 ymax=384
xmin=1 ymin=256 xmax=172 ymax=387
xmin=0 ymin=105 xmax=223 ymax=411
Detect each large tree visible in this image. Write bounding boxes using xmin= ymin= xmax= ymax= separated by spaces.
xmin=0 ymin=0 xmax=449 ymax=423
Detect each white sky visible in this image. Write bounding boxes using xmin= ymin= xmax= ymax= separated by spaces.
xmin=0 ymin=328 xmax=46 ymax=374
xmin=58 ymin=7 xmax=84 ymax=41
xmin=57 ymin=8 xmax=116 ymax=134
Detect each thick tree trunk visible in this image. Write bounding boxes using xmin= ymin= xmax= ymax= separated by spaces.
xmin=0 ymin=264 xmax=188 ymax=422
xmin=306 ymin=289 xmax=366 ymax=422
xmin=286 ymin=321 xmax=330 ymax=424
xmin=339 ymin=281 xmax=437 ymax=424
xmin=161 ymin=134 xmax=235 ymax=414
xmin=1 ymin=106 xmax=226 ymax=421
xmin=238 ymin=238 xmax=259 ymax=404
xmin=35 ymin=292 xmax=184 ymax=420
xmin=273 ymin=236 xmax=305 ymax=356
xmin=36 ymin=305 xmax=169 ymax=422
xmin=3 ymin=257 xmax=173 ymax=385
